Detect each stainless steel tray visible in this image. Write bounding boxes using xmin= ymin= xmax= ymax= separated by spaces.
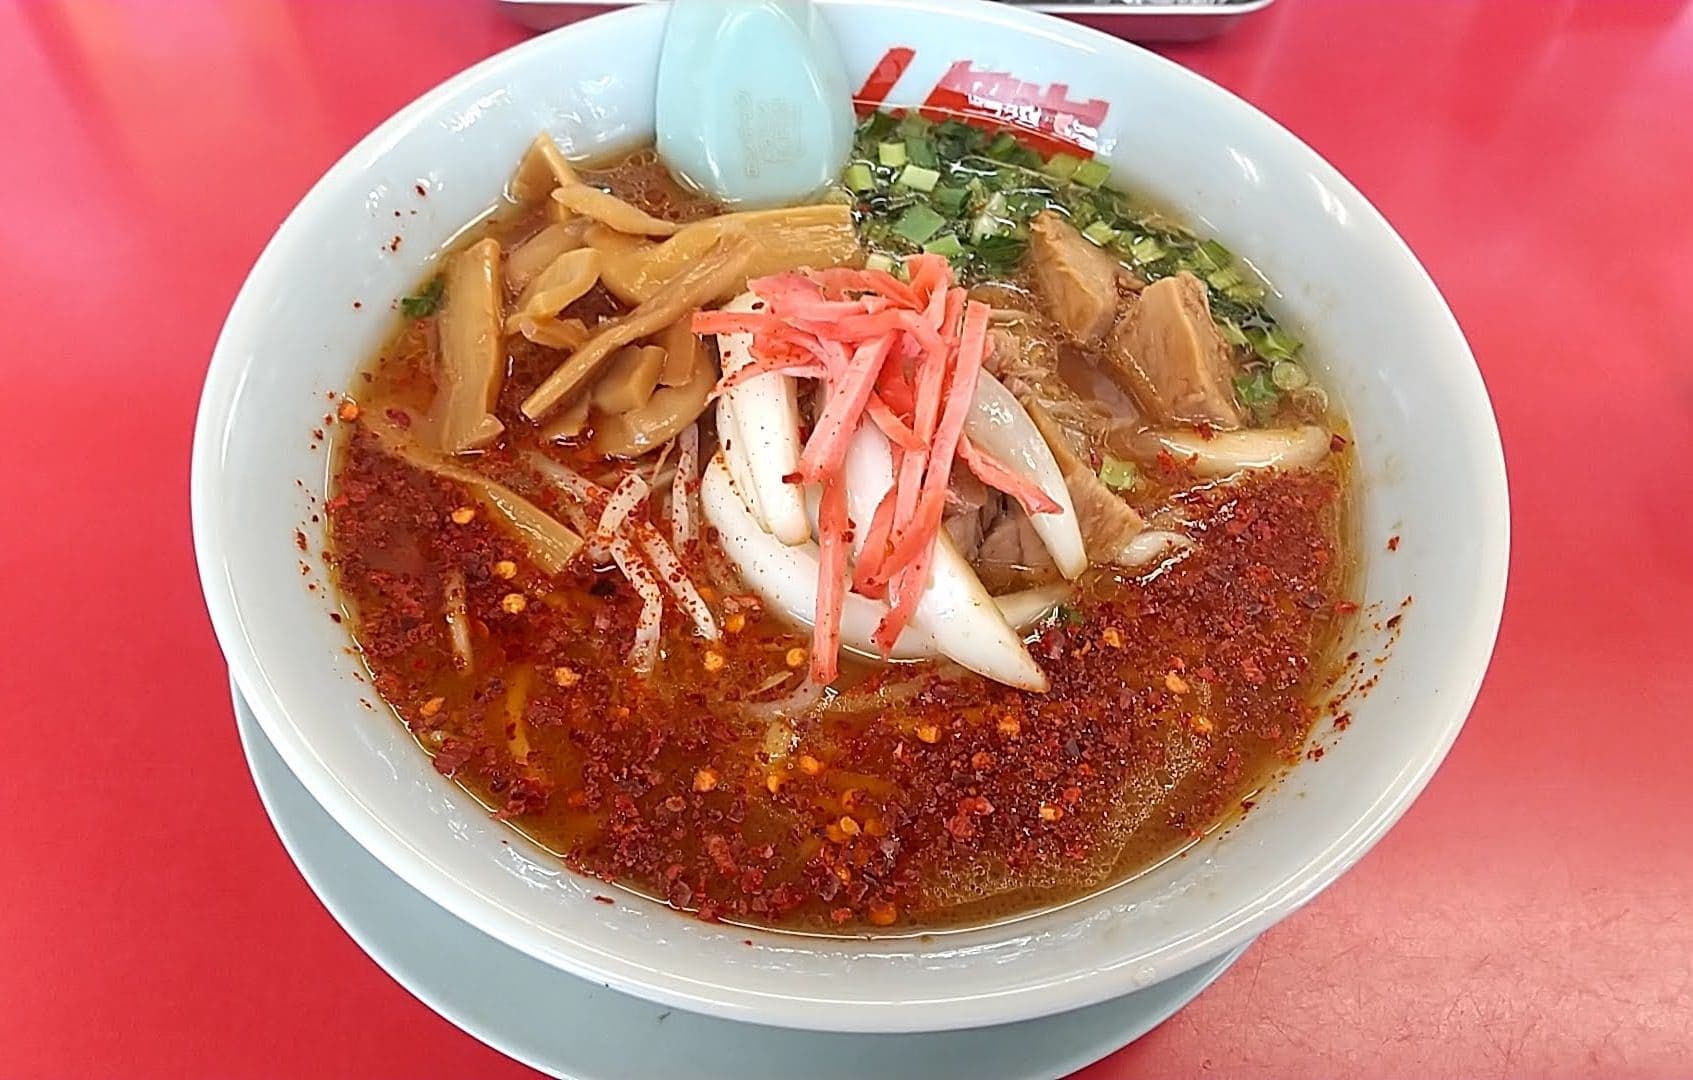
xmin=497 ymin=0 xmax=1274 ymax=43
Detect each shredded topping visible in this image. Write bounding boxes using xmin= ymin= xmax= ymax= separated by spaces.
xmin=692 ymin=256 xmax=1058 ymax=682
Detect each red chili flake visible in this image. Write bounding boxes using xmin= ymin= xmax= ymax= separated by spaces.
xmin=294 ymin=530 xmax=308 ymax=552
xmin=1329 ymin=433 xmax=1349 ymax=452
xmin=1333 ymin=712 xmax=1352 ymax=731
xmin=1333 ymin=600 xmax=1359 ymax=615
xmin=705 ymin=834 xmax=737 ymax=875
xmin=1386 ymin=535 xmax=1401 ymax=552
xmin=593 ymin=895 xmax=615 ymax=904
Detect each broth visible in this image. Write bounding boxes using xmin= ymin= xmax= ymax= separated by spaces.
xmin=326 ymin=120 xmax=1354 ymax=933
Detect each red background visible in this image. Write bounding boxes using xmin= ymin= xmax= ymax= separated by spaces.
xmin=4 ymin=1 xmax=1691 ymax=1076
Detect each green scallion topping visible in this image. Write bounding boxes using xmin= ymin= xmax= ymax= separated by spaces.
xmin=400 ymin=277 xmax=444 ymax=318
xmin=1234 ymin=368 xmax=1280 ymax=410
xmin=1081 ymin=220 xmax=1118 ymax=246
xmin=844 ymin=162 xmax=874 ymax=193
xmin=1072 ymin=159 xmax=1111 ymax=188
xmin=892 ymin=203 xmax=947 ymax=245
xmin=1044 ymin=152 xmax=1083 ymax=180
xmin=865 ymin=252 xmax=897 ymax=273
xmin=1271 ymin=360 xmax=1310 ymax=390
xmin=1246 ymin=325 xmax=1301 ymax=362
xmin=1128 ymin=236 xmax=1166 ymax=264
xmin=985 ymin=130 xmax=1020 ymax=161
xmin=971 ymin=233 xmax=1028 ymax=272
xmin=1098 ymin=455 xmax=1138 ymax=491
xmin=895 ymin=164 xmax=941 ymax=193
xmin=922 ymin=233 xmax=966 ymax=258
xmin=877 ymin=141 xmax=907 ymax=168
xmin=905 ymin=135 xmax=939 ymax=169
xmin=931 ymin=184 xmax=969 ymax=214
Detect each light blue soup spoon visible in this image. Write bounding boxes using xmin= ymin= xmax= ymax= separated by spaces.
xmin=655 ymin=0 xmax=857 ymax=208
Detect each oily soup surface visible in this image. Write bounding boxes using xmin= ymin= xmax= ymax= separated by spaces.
xmin=327 ymin=133 xmax=1353 ymax=933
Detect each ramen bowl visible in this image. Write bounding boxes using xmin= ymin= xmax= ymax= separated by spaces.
xmin=192 ymin=0 xmax=1508 ymax=1033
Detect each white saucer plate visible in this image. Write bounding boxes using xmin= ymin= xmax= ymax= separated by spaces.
xmin=233 ymin=680 xmax=1250 ymax=1080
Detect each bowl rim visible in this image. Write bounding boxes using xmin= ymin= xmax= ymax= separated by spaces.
xmin=192 ymin=0 xmax=1509 ymax=1032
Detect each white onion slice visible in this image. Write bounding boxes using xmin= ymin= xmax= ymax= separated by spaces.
xmin=526 ymin=455 xmax=605 ymax=504
xmin=609 ymin=533 xmax=664 ymax=673
xmin=838 ymin=422 xmax=1048 ymax=692
xmin=633 ymin=521 xmax=719 ymax=640
xmin=715 ymin=291 xmax=809 ymax=545
xmin=965 ymin=371 xmax=1088 ymax=579
xmin=1139 ymin=425 xmax=1331 ymax=477
xmin=707 ymin=455 xmax=1052 ymax=687
xmin=597 ymin=472 xmax=649 ymax=539
xmin=716 ymin=394 xmax=765 ymax=524
xmin=443 ymin=569 xmax=472 ymax=670
xmin=1116 ymin=529 xmax=1193 ymax=569
xmin=671 ymin=423 xmax=699 ymax=546
xmin=704 ymin=455 xmax=932 ymax=660
xmin=994 ymin=582 xmax=1072 ymax=631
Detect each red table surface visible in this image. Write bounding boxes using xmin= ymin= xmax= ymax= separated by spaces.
xmin=4 ymin=0 xmax=1691 ymax=1076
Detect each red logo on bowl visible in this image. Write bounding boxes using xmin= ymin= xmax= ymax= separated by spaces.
xmin=853 ymin=47 xmax=1107 ymax=157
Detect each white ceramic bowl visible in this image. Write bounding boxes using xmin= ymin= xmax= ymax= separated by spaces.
xmin=193 ymin=0 xmax=1508 ymax=1034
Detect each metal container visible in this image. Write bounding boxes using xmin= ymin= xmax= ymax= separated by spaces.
xmin=498 ymin=0 xmax=1274 ymax=44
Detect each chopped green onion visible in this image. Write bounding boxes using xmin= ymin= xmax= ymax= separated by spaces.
xmin=895 ymin=164 xmax=941 ymax=192
xmin=1098 ymin=455 xmax=1138 ymax=491
xmin=1197 ymin=239 xmax=1233 ymax=269
xmin=1245 ymin=325 xmax=1301 ymax=362
xmin=865 ymin=252 xmax=897 ymax=273
xmin=1005 ymin=190 xmax=1051 ymax=220
xmin=935 ymin=119 xmax=985 ymax=158
xmin=877 ymin=141 xmax=907 ymax=168
xmin=1271 ymin=360 xmax=1310 ymax=390
xmin=905 ymin=135 xmax=939 ymax=169
xmin=984 ymin=130 xmax=1020 ymax=161
xmin=400 ymin=277 xmax=444 ymax=318
xmin=860 ymin=111 xmax=896 ymax=141
xmin=1044 ymin=152 xmax=1083 ymax=180
xmin=931 ymin=184 xmax=969 ymax=214
xmin=1206 ymin=266 xmax=1244 ymax=291
xmin=892 ymin=203 xmax=947 ymax=245
xmin=897 ymin=111 xmax=933 ymax=138
xmin=1234 ymin=368 xmax=1280 ymax=409
xmin=844 ymin=162 xmax=875 ymax=193
xmin=1072 ymin=159 xmax=1111 ymax=189
xmin=1081 ymin=220 xmax=1118 ymax=246
xmin=1052 ymin=603 xmax=1086 ymax=626
xmin=922 ymin=233 xmax=966 ymax=258
xmin=1129 ymin=236 xmax=1166 ymax=263
xmin=1218 ymin=319 xmax=1250 ymax=348
xmin=1225 ymin=279 xmax=1266 ymax=303
xmin=972 ymin=233 xmax=1028 ymax=271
